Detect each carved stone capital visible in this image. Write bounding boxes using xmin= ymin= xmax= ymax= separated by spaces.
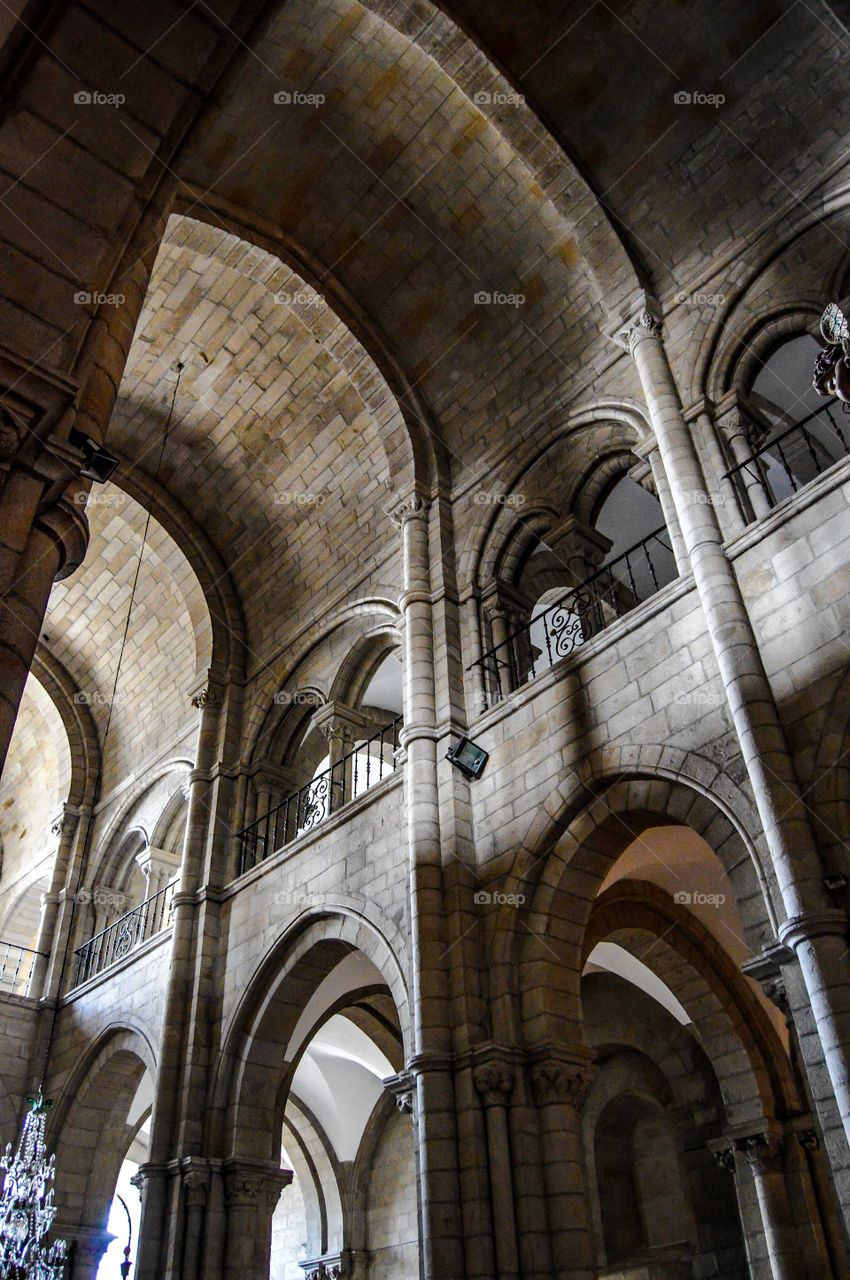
xmin=182 ymin=1165 xmax=210 ymax=1208
xmin=615 ymin=303 xmax=663 ymax=354
xmin=474 ymin=1062 xmax=515 ymax=1106
xmin=383 ymin=1070 xmax=415 ymax=1118
xmin=712 ymin=1145 xmax=737 ymax=1173
xmin=191 ymin=681 xmax=224 ymax=709
xmin=738 ymin=1133 xmax=784 ymax=1176
xmin=386 ymin=487 xmax=429 ymax=528
xmin=223 ymin=1160 xmax=292 ymax=1210
xmin=299 ymin=1252 xmax=353 ymax=1279
xmin=529 ymin=1059 xmax=593 ymax=1108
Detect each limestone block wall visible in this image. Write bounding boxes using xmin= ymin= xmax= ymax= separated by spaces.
xmin=365 ymin=1107 xmax=418 ymax=1280
xmin=0 ymin=993 xmax=41 ymax=1136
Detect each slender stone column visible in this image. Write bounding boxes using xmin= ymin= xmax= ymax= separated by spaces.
xmin=528 ymin=1055 xmax=596 ymax=1280
xmin=683 ymin=399 xmax=745 ymax=539
xmin=181 ymin=1160 xmax=211 ymax=1280
xmin=712 ymin=1143 xmax=761 ymax=1279
xmin=392 ymin=486 xmax=465 ymax=1280
xmin=622 ymin=304 xmax=850 ymax=1148
xmin=29 ymin=804 xmax=81 ymax=995
xmin=716 ymin=391 xmax=773 ymax=521
xmin=738 ymin=1134 xmax=804 ymax=1280
xmin=474 ymin=1062 xmax=520 ymax=1280
xmin=222 ymin=1160 xmax=292 ymax=1278
xmin=632 ymin=441 xmax=689 ymax=572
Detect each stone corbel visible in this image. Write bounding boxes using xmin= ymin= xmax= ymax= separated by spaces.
xmin=383 ymin=1069 xmax=416 ymax=1119
xmin=299 ymin=1251 xmax=354 ymax=1278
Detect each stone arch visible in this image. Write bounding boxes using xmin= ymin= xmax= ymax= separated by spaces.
xmin=211 ymin=908 xmax=409 ymax=1162
xmin=89 ymin=758 xmax=192 ymax=890
xmin=584 ymin=880 xmax=799 ymax=1126
xmin=328 ymin=626 xmax=403 ymax=711
xmin=463 ymin=401 xmax=651 ymax=594
xmin=31 ymin=646 xmax=100 ymax=809
xmin=169 ymin=203 xmax=441 ymax=501
xmin=49 ymin=1025 xmax=156 ymax=1235
xmin=706 ymin=304 xmax=823 ymax=405
xmin=486 ymin=749 xmax=777 ymax=1046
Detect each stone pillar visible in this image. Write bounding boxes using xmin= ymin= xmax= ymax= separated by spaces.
xmin=528 ymin=1054 xmax=595 ymax=1280
xmin=738 ymin=1134 xmax=805 ymax=1280
xmin=474 ymin=1061 xmax=520 ymax=1280
xmin=683 ymin=398 xmax=745 ymax=539
xmin=712 ymin=1143 xmax=762 ymax=1280
xmin=135 ymin=843 xmax=181 ymax=898
xmin=392 ymin=486 xmax=465 ymax=1280
xmin=631 ymin=440 xmax=690 ymax=571
xmin=222 ymin=1160 xmax=292 ymax=1278
xmin=29 ymin=803 xmax=81 ymax=996
xmin=0 ymin=353 xmax=87 ymax=776
xmin=622 ymin=302 xmax=850 ymax=1149
xmin=481 ymin=581 xmax=532 ymax=693
xmin=181 ymin=1159 xmax=211 ymax=1280
xmin=310 ymin=701 xmax=380 ymax=808
xmin=715 ymin=390 xmax=773 ymax=521
xmin=64 ymin=1224 xmax=115 ymax=1280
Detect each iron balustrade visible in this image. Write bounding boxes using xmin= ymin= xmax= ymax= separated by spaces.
xmin=471 ymin=527 xmax=678 ymax=710
xmin=237 ymin=715 xmax=403 ymax=876
xmin=73 ymin=881 xmax=175 ymax=987
xmin=723 ymin=398 xmax=849 ymax=519
xmin=0 ymin=940 xmax=40 ymax=996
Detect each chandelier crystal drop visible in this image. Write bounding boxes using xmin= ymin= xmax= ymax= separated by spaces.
xmin=0 ymin=1095 xmax=66 ymax=1279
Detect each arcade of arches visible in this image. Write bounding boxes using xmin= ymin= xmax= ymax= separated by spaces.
xmin=0 ymin=3 xmax=849 ymax=1279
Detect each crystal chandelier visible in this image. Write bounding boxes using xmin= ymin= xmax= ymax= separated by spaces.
xmin=0 ymin=1095 xmax=66 ymax=1279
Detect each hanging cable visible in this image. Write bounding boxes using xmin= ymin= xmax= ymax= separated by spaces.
xmin=37 ymin=361 xmax=184 ymax=1091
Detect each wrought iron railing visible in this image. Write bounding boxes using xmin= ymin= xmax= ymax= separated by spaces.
xmin=73 ymin=881 xmax=175 ymax=987
xmin=470 ymin=527 xmax=678 ymax=710
xmin=723 ymin=398 xmax=849 ymax=519
xmin=237 ymin=715 xmax=403 ymax=876
xmin=0 ymin=940 xmax=40 ymax=996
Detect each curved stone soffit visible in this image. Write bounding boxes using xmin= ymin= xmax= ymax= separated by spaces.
xmin=32 ymin=645 xmax=101 ymax=809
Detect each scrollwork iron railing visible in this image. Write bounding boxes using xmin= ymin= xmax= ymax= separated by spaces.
xmin=470 ymin=527 xmax=677 ymax=710
xmin=723 ymin=398 xmax=849 ymax=519
xmin=72 ymin=881 xmax=175 ymax=987
xmin=0 ymin=940 xmax=40 ymax=996
xmin=237 ymin=715 xmax=403 ymax=876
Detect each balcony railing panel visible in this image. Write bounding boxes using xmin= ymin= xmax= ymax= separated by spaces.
xmin=0 ymin=940 xmax=39 ymax=996
xmin=237 ymin=715 xmax=403 ymax=877
xmin=471 ymin=527 xmax=677 ymax=711
xmin=724 ymin=399 xmax=849 ymax=519
xmin=73 ymin=881 xmax=175 ymax=987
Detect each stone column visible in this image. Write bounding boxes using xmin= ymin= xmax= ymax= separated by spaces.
xmin=135 ymin=844 xmax=181 ymax=899
xmin=528 ymin=1054 xmax=595 ymax=1280
xmin=712 ymin=1143 xmax=762 ymax=1280
xmin=715 ymin=390 xmax=773 ymax=521
xmin=181 ymin=1159 xmax=211 ymax=1280
xmin=738 ymin=1134 xmax=805 ymax=1280
xmin=63 ymin=1224 xmax=115 ymax=1280
xmin=222 ymin=1160 xmax=292 ymax=1278
xmin=310 ymin=701 xmax=380 ymax=808
xmin=683 ymin=398 xmax=745 ymax=539
xmin=29 ymin=803 xmax=81 ymax=996
xmin=392 ymin=486 xmax=465 ymax=1280
xmin=622 ymin=302 xmax=850 ymax=1149
xmin=0 ymin=352 xmax=86 ymax=776
xmin=474 ymin=1062 xmax=520 ymax=1280
xmin=631 ymin=440 xmax=689 ymax=571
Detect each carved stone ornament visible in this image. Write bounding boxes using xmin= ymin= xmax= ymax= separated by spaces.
xmin=713 ymin=1145 xmax=737 ymax=1173
xmin=529 ymin=1059 xmax=593 ymax=1108
xmin=386 ymin=490 xmax=429 ymax=528
xmin=473 ymin=1062 xmax=515 ymax=1106
xmin=191 ymin=682 xmax=223 ymax=709
xmin=182 ymin=1168 xmax=209 ymax=1207
xmin=738 ymin=1133 xmax=783 ymax=1176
